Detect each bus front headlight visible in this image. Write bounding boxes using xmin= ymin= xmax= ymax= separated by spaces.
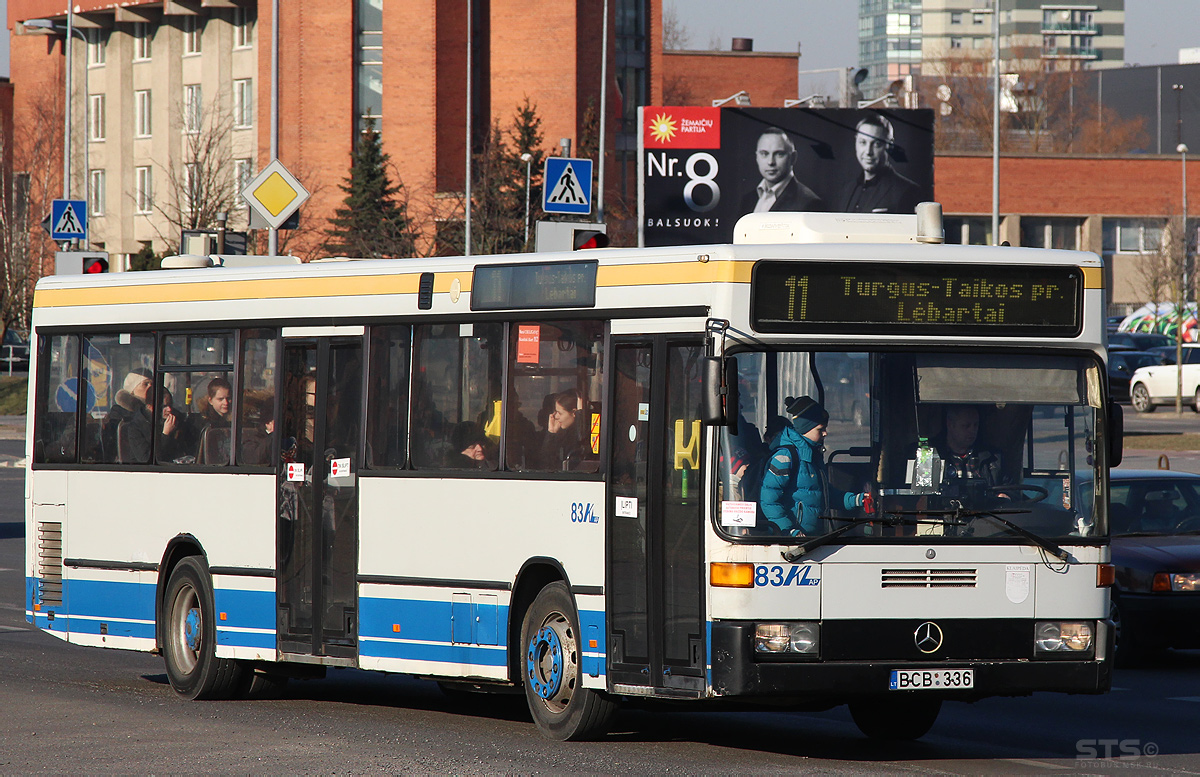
xmin=754 ymin=622 xmax=819 ymax=654
xmin=1034 ymin=621 xmax=1093 ymax=653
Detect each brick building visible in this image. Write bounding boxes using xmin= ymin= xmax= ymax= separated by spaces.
xmin=7 ymin=0 xmax=661 ymax=265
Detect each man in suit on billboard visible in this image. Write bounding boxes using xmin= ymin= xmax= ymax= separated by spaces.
xmin=740 ymin=129 xmax=824 ymax=215
xmin=835 ymin=114 xmax=923 ymax=214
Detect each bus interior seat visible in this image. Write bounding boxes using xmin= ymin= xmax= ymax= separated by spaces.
xmin=197 ymin=426 xmax=230 ymax=465
xmin=116 ymin=420 xmax=135 ymax=464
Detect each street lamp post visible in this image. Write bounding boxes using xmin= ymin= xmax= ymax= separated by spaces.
xmin=23 ymin=13 xmax=89 ymax=248
xmin=972 ymin=3 xmax=1001 ymax=244
xmin=1179 ymin=140 xmax=1190 ymax=414
xmin=520 ymin=152 xmax=533 ymax=247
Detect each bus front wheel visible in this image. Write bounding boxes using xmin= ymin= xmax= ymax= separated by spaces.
xmin=162 ymin=556 xmax=248 ymax=700
xmin=520 ymin=582 xmax=616 ymax=740
xmin=849 ymin=697 xmax=942 ymax=740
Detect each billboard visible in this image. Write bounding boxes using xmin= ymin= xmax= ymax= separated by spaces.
xmin=639 ymin=106 xmax=935 ymax=247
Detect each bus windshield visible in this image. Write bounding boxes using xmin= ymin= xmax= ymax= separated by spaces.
xmin=717 ymin=351 xmax=1104 ymax=542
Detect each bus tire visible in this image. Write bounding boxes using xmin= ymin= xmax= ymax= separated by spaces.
xmin=849 ymin=697 xmax=941 ymax=740
xmin=162 ymin=556 xmax=247 ymax=700
xmin=520 ymin=581 xmax=615 ymax=740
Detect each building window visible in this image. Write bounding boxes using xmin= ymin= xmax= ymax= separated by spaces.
xmin=973 ymin=12 xmax=987 ymax=25
xmin=135 ymin=90 xmax=152 ymax=138
xmin=183 ymin=16 xmax=203 ymax=55
xmin=950 ymin=11 xmax=962 ymax=25
xmin=87 ymin=30 xmax=106 ymax=66
xmin=944 ymin=216 xmax=991 ymax=246
xmin=133 ymin=22 xmax=152 ymax=60
xmin=1021 ymin=217 xmax=1081 ymax=250
xmin=136 ymin=166 xmax=153 ymax=213
xmin=233 ymin=79 xmax=253 ymax=128
xmin=1103 ymin=218 xmax=1165 ymax=254
xmin=88 ymin=94 xmax=105 ymax=141
xmin=183 ymin=84 xmax=202 ymax=133
xmin=89 ymin=169 xmax=105 ymax=216
xmin=950 ymin=37 xmax=963 ymax=49
xmin=355 ymin=0 xmax=383 ymax=122
xmin=234 ymin=158 xmax=253 ymax=206
xmin=183 ymin=163 xmax=198 ymax=215
xmin=233 ymin=7 xmax=253 ymax=49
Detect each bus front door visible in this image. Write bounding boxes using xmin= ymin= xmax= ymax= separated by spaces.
xmin=277 ymin=337 xmax=363 ymax=660
xmin=607 ymin=339 xmax=706 ymax=694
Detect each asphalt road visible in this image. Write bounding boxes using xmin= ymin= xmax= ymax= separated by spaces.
xmin=3 ymin=428 xmax=1200 ymax=771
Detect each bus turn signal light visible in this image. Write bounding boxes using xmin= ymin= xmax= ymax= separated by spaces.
xmin=1096 ymin=564 xmax=1114 ymax=587
xmin=710 ymin=562 xmax=754 ymax=588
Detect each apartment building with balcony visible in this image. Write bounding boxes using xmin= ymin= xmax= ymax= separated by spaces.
xmin=859 ymin=0 xmax=1124 ymax=101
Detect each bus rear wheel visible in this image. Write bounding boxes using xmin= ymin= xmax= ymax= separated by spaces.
xmin=162 ymin=556 xmax=248 ymax=700
xmin=849 ymin=697 xmax=942 ymax=740
xmin=520 ymin=582 xmax=615 ymax=740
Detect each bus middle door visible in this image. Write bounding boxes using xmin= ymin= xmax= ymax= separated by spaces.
xmin=607 ymin=337 xmax=706 ymax=695
xmin=277 ymin=332 xmax=363 ymax=661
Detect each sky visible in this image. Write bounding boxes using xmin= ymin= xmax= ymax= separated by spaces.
xmin=671 ymin=0 xmax=1199 ymax=93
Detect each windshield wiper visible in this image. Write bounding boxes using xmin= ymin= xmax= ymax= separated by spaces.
xmin=890 ymin=502 xmax=1069 ymax=561
xmin=781 ymin=512 xmax=968 ymax=562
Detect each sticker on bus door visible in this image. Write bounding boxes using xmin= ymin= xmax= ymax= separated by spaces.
xmin=287 ymin=462 xmax=305 ymax=482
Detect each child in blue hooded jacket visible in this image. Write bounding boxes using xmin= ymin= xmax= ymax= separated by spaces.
xmin=760 ymin=396 xmax=866 ymax=536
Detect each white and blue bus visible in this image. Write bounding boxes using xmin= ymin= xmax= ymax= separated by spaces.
xmin=25 ymin=207 xmax=1118 ymax=740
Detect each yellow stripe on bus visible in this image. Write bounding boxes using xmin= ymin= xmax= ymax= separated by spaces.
xmin=33 ymin=259 xmax=1093 ymax=308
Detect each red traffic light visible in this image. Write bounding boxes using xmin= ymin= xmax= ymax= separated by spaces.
xmin=572 ymin=230 xmax=609 ymax=250
xmin=83 ymin=257 xmax=108 ymax=273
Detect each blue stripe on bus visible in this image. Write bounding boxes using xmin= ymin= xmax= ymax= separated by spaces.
xmin=29 ymin=578 xmax=608 ymax=674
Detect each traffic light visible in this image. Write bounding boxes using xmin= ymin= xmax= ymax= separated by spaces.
xmin=534 ymin=221 xmax=608 ymax=252
xmin=55 ymin=251 xmax=110 ymax=275
xmin=572 ymin=229 xmax=609 ymax=250
xmin=83 ymin=255 xmax=109 ymax=273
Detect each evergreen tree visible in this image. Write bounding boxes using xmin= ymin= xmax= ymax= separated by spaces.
xmin=442 ymin=100 xmax=548 ymax=256
xmin=324 ymin=118 xmax=415 ymax=258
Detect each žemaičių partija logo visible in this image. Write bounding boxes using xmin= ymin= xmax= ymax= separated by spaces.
xmin=643 ymin=107 xmax=720 ymax=149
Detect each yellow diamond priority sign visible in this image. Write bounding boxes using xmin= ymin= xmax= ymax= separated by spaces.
xmin=243 ymin=159 xmax=310 ymax=229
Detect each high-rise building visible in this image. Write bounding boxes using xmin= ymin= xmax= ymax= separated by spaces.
xmin=858 ymin=0 xmax=1124 ymax=103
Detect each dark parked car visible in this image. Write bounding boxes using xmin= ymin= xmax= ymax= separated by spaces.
xmin=1108 ymin=350 xmax=1166 ymax=403
xmin=1107 ymin=315 xmax=1126 ymax=334
xmin=0 ymin=328 xmax=28 ymax=373
xmin=1146 ymin=344 xmax=1200 ymax=366
xmin=1109 ymin=331 xmax=1175 ymax=351
xmin=1104 ymin=470 xmax=1200 ymax=666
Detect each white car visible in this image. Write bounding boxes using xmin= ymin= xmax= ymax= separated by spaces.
xmin=1130 ymin=361 xmax=1200 ymax=412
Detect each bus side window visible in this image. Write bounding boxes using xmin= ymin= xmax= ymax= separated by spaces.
xmin=237 ymin=329 xmax=278 ymax=467
xmin=411 ymin=323 xmax=503 ymax=472
xmin=365 ymin=325 xmax=410 ymax=469
xmin=506 ymin=320 xmax=604 ymax=474
xmin=83 ymin=334 xmax=156 ymax=465
xmin=34 ymin=334 xmax=80 ymax=464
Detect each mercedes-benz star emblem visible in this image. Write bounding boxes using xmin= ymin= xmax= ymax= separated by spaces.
xmin=914 ymin=621 xmax=944 ymax=654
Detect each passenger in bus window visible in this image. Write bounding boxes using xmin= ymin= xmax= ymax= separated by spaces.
xmin=194 ymin=376 xmax=233 ymax=464
xmin=760 ymin=396 xmax=867 ymax=536
xmin=445 ymin=422 xmax=492 ymax=470
xmin=541 ymin=388 xmax=584 ymax=471
xmin=157 ymin=386 xmax=194 ymax=463
xmin=103 ymin=368 xmax=153 ymax=463
xmin=240 ymin=395 xmax=275 ymax=466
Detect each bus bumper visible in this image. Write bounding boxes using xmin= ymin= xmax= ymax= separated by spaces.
xmin=710 ymin=622 xmax=1112 ymax=700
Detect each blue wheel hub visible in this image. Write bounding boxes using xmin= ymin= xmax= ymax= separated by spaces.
xmin=184 ymin=608 xmax=201 ymax=651
xmin=526 ymin=625 xmax=563 ymax=700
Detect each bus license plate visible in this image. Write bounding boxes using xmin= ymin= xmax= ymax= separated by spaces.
xmin=889 ymin=668 xmax=974 ymax=690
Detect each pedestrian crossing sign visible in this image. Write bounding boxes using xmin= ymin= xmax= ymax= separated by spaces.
xmin=543 ymin=157 xmax=593 ymax=215
xmin=51 ymin=199 xmax=88 ymax=241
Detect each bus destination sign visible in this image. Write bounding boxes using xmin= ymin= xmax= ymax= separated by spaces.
xmin=751 ymin=261 xmax=1082 ymax=336
xmin=472 ymin=260 xmax=598 ymax=311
